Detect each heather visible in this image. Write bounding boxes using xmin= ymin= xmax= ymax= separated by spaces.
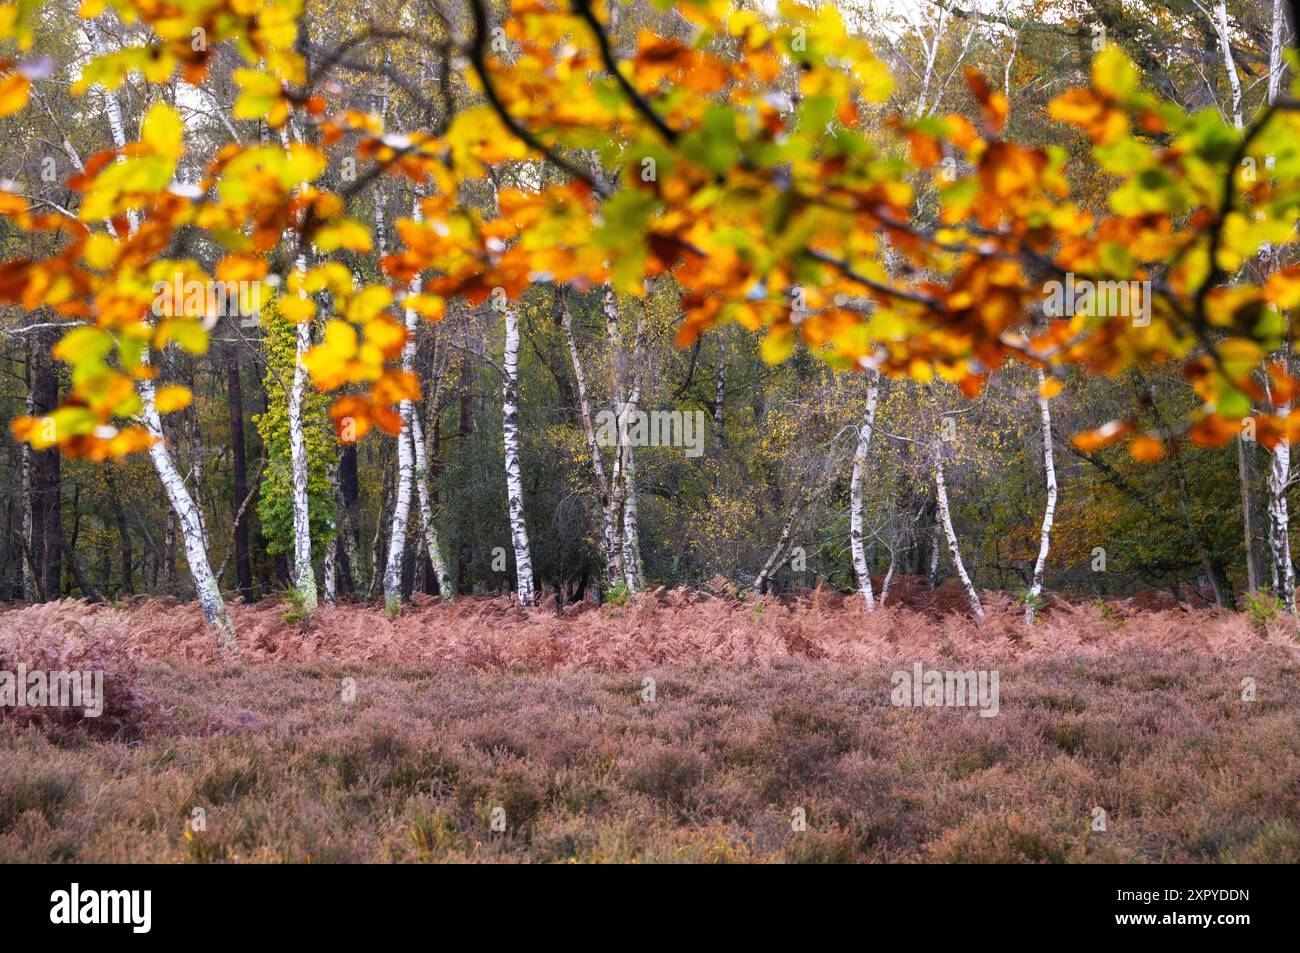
xmin=0 ymin=592 xmax=1296 ymax=863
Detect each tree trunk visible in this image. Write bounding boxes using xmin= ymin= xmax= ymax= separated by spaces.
xmin=225 ymin=346 xmax=253 ymax=600
xmin=1267 ymin=422 xmax=1295 ymax=611
xmin=1025 ymin=369 xmax=1058 ymax=622
xmin=618 ymin=363 xmax=647 ymax=592
xmin=560 ymin=295 xmax=623 ymax=584
xmin=322 ymin=460 xmax=339 ymax=607
xmin=86 ymin=16 xmax=234 ymax=644
xmin=1212 ymin=0 xmax=1245 ymax=129
xmin=753 ymin=490 xmax=805 ymax=594
xmin=19 ymin=337 xmax=34 ymax=600
xmin=849 ymin=372 xmax=880 ymax=611
xmin=287 ymin=256 xmax=318 ymax=615
xmin=29 ymin=328 xmax=62 ymax=601
xmin=604 ymin=287 xmax=644 ymax=591
xmin=410 ymin=404 xmax=454 ymax=599
xmin=714 ymin=347 xmax=725 ymax=438
xmin=1267 ymin=342 xmax=1296 ymax=612
xmin=1270 ymin=0 xmax=1288 ymax=104
xmin=933 ymin=438 xmax=983 ymax=623
xmin=502 ymin=305 xmax=537 ymax=605
xmin=1238 ymin=434 xmax=1264 ymax=594
xmin=383 ymin=231 xmax=422 ymax=615
xmin=927 ymin=517 xmax=941 ymax=589
xmin=338 ymin=442 xmax=365 ymax=595
xmin=139 ymin=371 xmax=237 ymax=647
xmin=102 ymin=463 xmax=134 ymax=595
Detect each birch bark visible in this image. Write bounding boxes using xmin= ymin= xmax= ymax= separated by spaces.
xmin=933 ymin=437 xmax=983 ymax=623
xmin=502 ymin=305 xmax=537 ymax=605
xmin=287 ymin=257 xmax=318 ymax=614
xmin=561 ymin=297 xmax=622 ymax=582
xmin=382 ymin=203 xmax=422 ymax=614
xmin=1024 ymin=369 xmax=1058 ymax=623
xmin=410 ymin=404 xmax=454 ymax=599
xmin=849 ymin=372 xmax=881 ymax=611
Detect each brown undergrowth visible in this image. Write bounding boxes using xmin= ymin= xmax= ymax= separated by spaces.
xmin=0 ymin=586 xmax=1296 ymax=862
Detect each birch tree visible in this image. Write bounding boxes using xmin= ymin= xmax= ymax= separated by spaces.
xmin=85 ymin=17 xmax=235 ymax=644
xmin=1266 ymin=1 xmax=1295 ymax=611
xmin=502 ymin=303 xmax=536 ymax=605
xmin=604 ymin=288 xmax=645 ymax=591
xmin=286 ymin=253 xmax=318 ymax=614
xmin=849 ymin=372 xmax=881 ymax=611
xmin=381 ymin=201 xmax=423 ymax=614
xmin=932 ymin=434 xmax=983 ymax=623
xmin=560 ymin=293 xmax=623 ymax=583
xmin=410 ymin=404 xmax=454 ymax=599
xmin=1023 ymin=369 xmax=1058 ymax=623
xmin=1266 ymin=351 xmax=1296 ymax=612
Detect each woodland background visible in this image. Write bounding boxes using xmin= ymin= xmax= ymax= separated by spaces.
xmin=0 ymin=0 xmax=1288 ymax=614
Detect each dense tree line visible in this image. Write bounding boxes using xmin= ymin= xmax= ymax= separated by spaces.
xmin=0 ymin=0 xmax=1292 ymax=628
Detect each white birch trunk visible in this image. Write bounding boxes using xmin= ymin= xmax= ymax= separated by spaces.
xmin=752 ymin=492 xmax=804 ymax=594
xmin=933 ymin=438 xmax=983 ymax=623
xmin=1268 ymin=424 xmax=1295 ymax=612
xmin=1024 ymin=369 xmax=1058 ymax=623
xmin=1212 ymin=0 xmax=1245 ymax=130
xmin=382 ymin=217 xmax=422 ymax=614
xmin=1270 ymin=0 xmax=1288 ymax=104
xmin=1267 ymin=340 xmax=1296 ymax=612
xmin=561 ymin=299 xmax=623 ymax=582
xmin=880 ymin=549 xmax=896 ymax=607
xmin=619 ymin=373 xmax=646 ymax=591
xmin=410 ymin=404 xmax=454 ymax=599
xmin=927 ymin=519 xmax=941 ymax=589
xmin=502 ymin=305 xmax=536 ymax=605
xmin=604 ymin=288 xmax=644 ymax=591
xmin=849 ymin=372 xmax=881 ymax=611
xmin=87 ymin=17 xmax=234 ymax=641
xmin=287 ymin=253 xmax=317 ymax=614
xmin=140 ymin=372 xmax=236 ymax=646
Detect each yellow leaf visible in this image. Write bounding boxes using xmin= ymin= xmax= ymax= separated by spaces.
xmin=346 ymin=285 xmax=393 ymax=324
xmin=141 ymin=101 xmax=184 ymax=160
xmin=404 ymin=294 xmax=446 ymax=322
xmin=313 ymin=218 xmax=372 ymax=253
xmin=0 ymin=70 xmax=30 ymax=117
xmin=1038 ymin=375 xmax=1063 ymax=399
xmin=278 ymin=295 xmax=316 ymax=324
xmin=153 ymin=384 xmax=193 ymax=413
xmin=83 ymin=233 xmax=119 ymax=270
xmin=54 ymin=326 xmax=114 ymax=365
xmin=1092 ymin=46 xmax=1138 ymax=100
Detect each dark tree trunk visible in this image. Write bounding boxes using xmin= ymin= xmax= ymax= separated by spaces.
xmin=226 ymin=346 xmax=253 ymax=600
xmin=102 ymin=464 xmax=134 ymax=594
xmin=29 ymin=329 xmax=62 ymax=601
xmin=338 ymin=441 xmax=363 ymax=593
